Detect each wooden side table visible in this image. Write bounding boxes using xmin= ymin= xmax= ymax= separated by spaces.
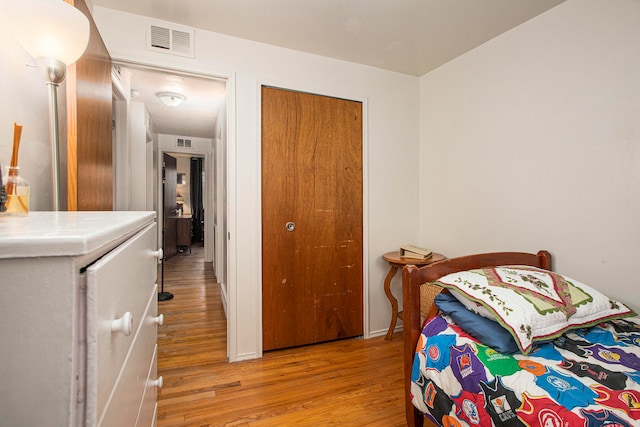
xmin=382 ymin=251 xmax=446 ymax=340
xmin=176 ymin=215 xmax=192 ymax=254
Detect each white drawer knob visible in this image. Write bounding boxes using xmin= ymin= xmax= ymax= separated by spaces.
xmin=151 ymin=248 xmax=163 ymax=260
xmin=111 ymin=312 xmax=133 ymax=336
xmin=153 ymin=314 xmax=164 ymax=326
xmin=150 ymin=376 xmax=163 ymax=389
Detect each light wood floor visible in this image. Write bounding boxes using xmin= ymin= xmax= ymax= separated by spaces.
xmin=156 ymin=243 xmax=407 ymax=426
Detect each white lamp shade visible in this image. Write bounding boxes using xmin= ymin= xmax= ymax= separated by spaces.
xmin=5 ymin=0 xmax=90 ymax=65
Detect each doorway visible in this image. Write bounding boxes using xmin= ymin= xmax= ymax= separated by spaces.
xmin=261 ymin=86 xmax=364 ymax=351
xmin=110 ymin=60 xmax=230 ymax=351
xmin=110 ymin=61 xmax=226 ymax=265
xmin=162 ymin=153 xmax=205 ymax=259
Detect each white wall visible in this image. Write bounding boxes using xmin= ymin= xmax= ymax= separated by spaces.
xmin=0 ymin=20 xmax=56 ymax=211
xmin=112 ymin=66 xmax=132 ymax=211
xmin=93 ymin=7 xmax=420 ymax=360
xmin=146 ymin=132 xmax=155 ymax=211
xmin=419 ymin=0 xmax=640 ymax=313
xmin=130 ymin=101 xmax=148 ymax=210
xmin=215 ymin=97 xmax=228 ymax=317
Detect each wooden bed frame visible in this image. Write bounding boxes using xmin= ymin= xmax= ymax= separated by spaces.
xmin=401 ymin=250 xmax=552 ymax=427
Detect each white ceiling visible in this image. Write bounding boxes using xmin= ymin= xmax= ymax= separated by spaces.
xmin=94 ymin=0 xmax=565 ymax=76
xmin=97 ymin=0 xmax=566 ymax=139
xmin=119 ymin=65 xmax=226 ymax=139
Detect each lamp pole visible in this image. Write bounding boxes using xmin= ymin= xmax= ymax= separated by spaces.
xmin=38 ymin=57 xmax=67 ymax=211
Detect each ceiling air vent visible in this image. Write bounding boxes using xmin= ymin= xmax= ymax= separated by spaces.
xmin=177 ymin=138 xmax=192 ymax=148
xmin=147 ymin=24 xmax=195 ymax=58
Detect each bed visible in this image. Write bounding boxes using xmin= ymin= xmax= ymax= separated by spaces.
xmin=401 ymin=250 xmax=640 ymax=427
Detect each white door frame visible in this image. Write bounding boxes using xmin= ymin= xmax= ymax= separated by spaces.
xmin=110 ymin=60 xmax=236 ymax=359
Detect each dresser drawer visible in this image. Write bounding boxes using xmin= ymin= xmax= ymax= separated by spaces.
xmin=85 ymin=223 xmax=158 ymax=423
xmin=99 ymin=286 xmax=159 ymax=427
xmin=135 ymin=344 xmax=159 ymax=427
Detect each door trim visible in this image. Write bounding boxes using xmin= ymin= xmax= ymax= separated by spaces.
xmin=256 ymin=80 xmax=370 ymax=357
xmin=108 ymin=59 xmax=237 ymax=360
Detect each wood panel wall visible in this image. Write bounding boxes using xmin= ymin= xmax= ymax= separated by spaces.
xmin=65 ymin=0 xmax=113 ymax=210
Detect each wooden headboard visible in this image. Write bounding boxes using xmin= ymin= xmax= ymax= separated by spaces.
xmin=401 ymin=250 xmax=552 ymax=427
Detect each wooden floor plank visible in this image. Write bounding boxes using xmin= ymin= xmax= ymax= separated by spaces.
xmin=157 ymin=244 xmax=406 ymax=426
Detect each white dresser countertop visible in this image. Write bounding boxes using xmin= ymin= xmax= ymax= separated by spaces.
xmin=0 ymin=211 xmax=156 ymax=259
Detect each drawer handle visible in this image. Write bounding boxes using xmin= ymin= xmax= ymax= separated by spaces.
xmin=153 ymin=314 xmax=164 ymax=326
xmin=150 ymin=376 xmax=163 ymax=389
xmin=151 ymin=248 xmax=164 ymax=261
xmin=111 ymin=312 xmax=133 ymax=336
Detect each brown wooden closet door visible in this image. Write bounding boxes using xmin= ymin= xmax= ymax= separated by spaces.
xmin=66 ymin=0 xmax=113 ymax=210
xmin=262 ymin=86 xmax=363 ymax=351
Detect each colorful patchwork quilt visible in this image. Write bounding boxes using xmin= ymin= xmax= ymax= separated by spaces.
xmin=411 ymin=314 xmax=640 ymax=426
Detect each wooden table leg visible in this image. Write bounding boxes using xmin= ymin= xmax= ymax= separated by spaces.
xmin=383 ymin=264 xmax=400 ymax=340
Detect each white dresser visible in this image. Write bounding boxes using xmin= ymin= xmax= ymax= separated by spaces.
xmin=0 ymin=211 xmax=163 ymax=426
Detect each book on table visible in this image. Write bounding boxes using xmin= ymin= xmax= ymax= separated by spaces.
xmin=400 ymin=244 xmax=433 ymax=259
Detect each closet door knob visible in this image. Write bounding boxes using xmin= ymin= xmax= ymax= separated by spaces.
xmin=153 ymin=314 xmax=164 ymax=326
xmin=150 ymin=376 xmax=163 ymax=389
xmin=111 ymin=312 xmax=133 ymax=336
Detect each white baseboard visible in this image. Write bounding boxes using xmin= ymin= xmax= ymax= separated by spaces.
xmin=368 ymin=325 xmax=403 ymax=338
xmin=232 ymin=351 xmax=259 ymax=362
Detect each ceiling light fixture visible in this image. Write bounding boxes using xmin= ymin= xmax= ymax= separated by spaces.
xmin=157 ymin=92 xmax=186 ymax=107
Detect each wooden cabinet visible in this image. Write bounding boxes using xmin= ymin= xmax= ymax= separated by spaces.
xmin=176 ymin=215 xmax=192 ymax=253
xmin=0 ymin=212 xmax=161 ymax=426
